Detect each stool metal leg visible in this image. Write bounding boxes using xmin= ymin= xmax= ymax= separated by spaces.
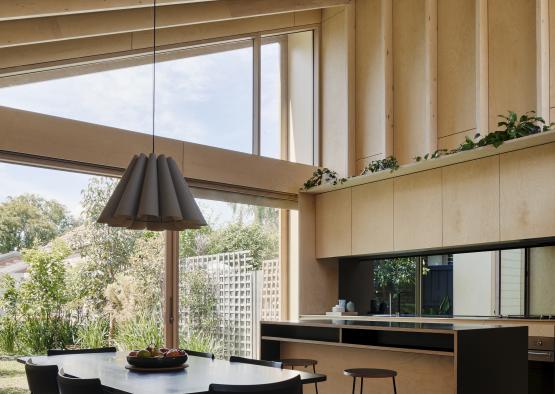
xmin=352 ymin=377 xmax=356 ymax=394
xmin=360 ymin=377 xmax=363 ymax=394
xmin=392 ymin=376 xmax=397 ymax=394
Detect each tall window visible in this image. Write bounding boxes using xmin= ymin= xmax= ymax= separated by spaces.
xmin=178 ymin=200 xmax=281 ymax=358
xmin=0 ymin=31 xmax=316 ymax=162
xmin=0 ymin=163 xmax=165 ymax=355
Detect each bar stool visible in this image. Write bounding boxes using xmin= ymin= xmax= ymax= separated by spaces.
xmin=343 ymin=368 xmax=397 ymax=394
xmin=281 ymin=358 xmax=319 ymax=393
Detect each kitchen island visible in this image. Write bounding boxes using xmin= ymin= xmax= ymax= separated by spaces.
xmin=261 ymin=319 xmax=528 ymax=394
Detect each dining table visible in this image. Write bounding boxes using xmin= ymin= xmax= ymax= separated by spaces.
xmin=17 ymin=352 xmax=326 ymax=393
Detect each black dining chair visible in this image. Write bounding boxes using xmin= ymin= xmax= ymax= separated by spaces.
xmin=47 ymin=347 xmax=116 ymax=356
xmin=57 ymin=369 xmax=104 ymax=394
xmin=25 ymin=358 xmax=59 ymax=394
xmin=184 ymin=349 xmax=215 ymax=359
xmin=209 ymin=375 xmax=301 ymax=393
xmin=229 ymin=355 xmax=283 ymax=369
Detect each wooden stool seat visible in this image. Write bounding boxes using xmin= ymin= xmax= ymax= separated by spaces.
xmin=344 ymin=368 xmax=398 ymax=394
xmin=281 ymin=358 xmax=319 ymax=393
xmin=280 ymin=358 xmax=318 ymax=368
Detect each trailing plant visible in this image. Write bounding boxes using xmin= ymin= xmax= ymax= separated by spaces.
xmin=360 ymin=156 xmax=399 ymax=175
xmin=415 ymin=110 xmax=553 ymax=162
xmin=303 ymin=168 xmax=347 ymax=190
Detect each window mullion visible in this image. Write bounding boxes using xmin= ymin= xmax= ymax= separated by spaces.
xmin=252 ymin=35 xmax=262 ymax=155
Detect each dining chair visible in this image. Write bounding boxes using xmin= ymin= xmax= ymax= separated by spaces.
xmin=47 ymin=347 xmax=116 ymax=356
xmin=209 ymin=375 xmax=301 ymax=393
xmin=229 ymin=355 xmax=283 ymax=369
xmin=57 ymin=368 xmax=104 ymax=394
xmin=25 ymin=358 xmax=59 ymax=394
xmin=184 ymin=349 xmax=215 ymax=359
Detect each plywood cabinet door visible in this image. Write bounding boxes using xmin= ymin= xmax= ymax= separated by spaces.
xmin=351 ymin=180 xmax=394 ymax=255
xmin=442 ymin=156 xmax=500 ymax=246
xmin=394 ymin=169 xmax=442 ymax=251
xmin=315 ymin=188 xmax=352 ymax=258
xmin=500 ymin=143 xmax=555 ymax=241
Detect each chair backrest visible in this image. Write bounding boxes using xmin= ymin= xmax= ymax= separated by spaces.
xmin=47 ymin=347 xmax=116 ymax=356
xmin=25 ymin=359 xmax=59 ymax=394
xmin=209 ymin=375 xmax=301 ymax=393
xmin=185 ymin=349 xmax=215 ymax=359
xmin=229 ymin=356 xmax=283 ymax=369
xmin=57 ymin=369 xmax=103 ymax=394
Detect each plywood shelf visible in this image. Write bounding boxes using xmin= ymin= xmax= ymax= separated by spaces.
xmin=303 ymin=131 xmax=555 ymax=194
xmin=261 ymin=336 xmax=455 ymax=357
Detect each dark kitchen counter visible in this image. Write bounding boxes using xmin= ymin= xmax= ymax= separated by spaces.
xmin=261 ymin=319 xmax=505 ymax=333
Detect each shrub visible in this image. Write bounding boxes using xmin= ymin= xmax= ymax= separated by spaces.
xmin=114 ymin=313 xmax=164 ymax=351
xmin=77 ymin=318 xmax=110 ymax=349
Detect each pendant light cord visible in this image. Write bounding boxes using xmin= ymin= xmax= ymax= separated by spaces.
xmin=151 ymin=0 xmax=157 ymax=154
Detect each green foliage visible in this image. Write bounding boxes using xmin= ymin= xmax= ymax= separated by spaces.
xmin=415 ymin=110 xmax=553 ymax=162
xmin=361 ymin=156 xmax=399 ymax=175
xmin=0 ymin=194 xmax=74 ymax=253
xmin=373 ymin=258 xmax=416 ymax=291
xmin=207 ymin=223 xmax=277 ymax=270
xmin=180 ymin=331 xmax=224 ymax=359
xmin=180 ymin=269 xmax=219 ymax=334
xmin=19 ymin=316 xmax=77 ymax=354
xmin=114 ymin=313 xmax=164 ymax=351
xmin=303 ymin=168 xmax=347 ymax=190
xmin=76 ymin=318 xmax=109 ymax=349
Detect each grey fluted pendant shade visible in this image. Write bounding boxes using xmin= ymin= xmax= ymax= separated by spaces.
xmin=97 ymin=153 xmax=207 ymax=231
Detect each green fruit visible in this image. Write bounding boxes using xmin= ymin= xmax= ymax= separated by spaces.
xmin=137 ymin=350 xmax=151 ymax=358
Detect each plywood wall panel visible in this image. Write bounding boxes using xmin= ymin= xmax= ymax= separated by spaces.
xmin=355 ymin=0 xmax=392 ymax=162
xmin=321 ymin=7 xmax=355 ymax=176
xmin=393 ymin=0 xmax=431 ymax=164
xmin=437 ymin=0 xmax=476 ymax=139
xmin=488 ymin=0 xmax=536 ymax=131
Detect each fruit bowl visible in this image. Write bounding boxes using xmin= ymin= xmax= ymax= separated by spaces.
xmin=126 ymin=354 xmax=188 ymax=369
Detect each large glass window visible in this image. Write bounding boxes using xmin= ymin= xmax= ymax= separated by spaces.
xmin=370 ymin=258 xmax=416 ymax=315
xmin=0 ymin=30 xmax=316 ymax=162
xmin=0 ymin=163 xmax=165 ymax=356
xmin=178 ymin=200 xmax=281 ymax=358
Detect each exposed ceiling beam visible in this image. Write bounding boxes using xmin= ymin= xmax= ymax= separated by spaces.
xmin=0 ymin=1 xmax=216 ymax=22
xmin=0 ymin=0 xmax=348 ymax=48
xmin=0 ymin=10 xmax=320 ymax=74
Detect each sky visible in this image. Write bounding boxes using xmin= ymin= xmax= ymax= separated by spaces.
xmin=0 ymin=42 xmax=282 ymax=221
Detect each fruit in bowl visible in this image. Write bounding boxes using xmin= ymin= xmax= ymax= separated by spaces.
xmin=127 ymin=346 xmax=188 ymax=368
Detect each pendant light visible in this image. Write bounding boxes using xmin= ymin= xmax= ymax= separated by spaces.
xmin=97 ymin=0 xmax=207 ymax=231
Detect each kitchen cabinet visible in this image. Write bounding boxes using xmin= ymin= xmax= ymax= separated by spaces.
xmin=394 ymin=169 xmax=442 ymax=251
xmin=442 ymin=156 xmax=500 ymax=246
xmin=500 ymin=142 xmax=555 ymax=240
xmin=315 ymin=188 xmax=351 ymax=258
xmin=351 ymin=179 xmax=394 ymax=255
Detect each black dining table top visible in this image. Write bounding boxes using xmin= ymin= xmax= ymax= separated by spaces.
xmin=18 ymin=352 xmax=326 ymax=394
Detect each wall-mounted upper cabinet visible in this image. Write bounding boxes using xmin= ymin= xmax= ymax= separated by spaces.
xmin=315 ymin=188 xmax=352 ymax=258
xmin=351 ymin=179 xmax=394 ymax=255
xmin=500 ymin=143 xmax=555 ymax=241
xmin=394 ymin=169 xmax=442 ymax=251
xmin=442 ymin=156 xmax=500 ymax=247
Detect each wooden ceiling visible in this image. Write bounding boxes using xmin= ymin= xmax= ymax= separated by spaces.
xmin=0 ymin=0 xmax=348 ymax=81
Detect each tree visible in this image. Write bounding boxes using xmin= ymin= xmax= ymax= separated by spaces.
xmin=0 ymin=194 xmax=74 ymax=253
xmin=70 ymin=177 xmax=142 ymax=314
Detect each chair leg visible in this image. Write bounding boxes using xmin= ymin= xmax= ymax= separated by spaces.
xmin=312 ymin=365 xmax=318 ymax=394
xmin=352 ymin=377 xmax=356 ymax=394
xmin=392 ymin=376 xmax=397 ymax=394
xmin=360 ymin=377 xmax=363 ymax=394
